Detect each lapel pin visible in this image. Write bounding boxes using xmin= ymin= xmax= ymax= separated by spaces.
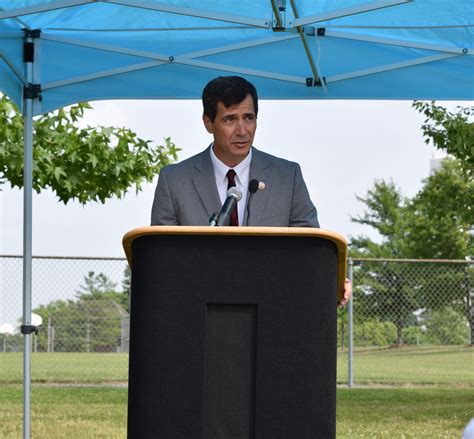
xmin=258 ymin=181 xmax=266 ymax=190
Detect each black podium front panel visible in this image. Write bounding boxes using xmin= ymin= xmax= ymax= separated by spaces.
xmin=128 ymin=234 xmax=337 ymax=439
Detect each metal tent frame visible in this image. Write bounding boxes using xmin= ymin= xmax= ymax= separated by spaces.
xmin=0 ymin=1 xmax=472 ymax=437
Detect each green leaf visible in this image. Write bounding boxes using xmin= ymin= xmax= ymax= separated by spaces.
xmin=0 ymin=94 xmax=179 ymax=204
xmin=87 ymin=153 xmax=98 ymax=169
xmin=53 ymin=166 xmax=66 ymax=182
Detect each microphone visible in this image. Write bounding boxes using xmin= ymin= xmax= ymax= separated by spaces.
xmin=209 ymin=212 xmax=219 ymax=226
xmin=216 ymin=187 xmax=242 ymax=226
xmin=245 ymin=179 xmax=259 ymax=226
xmin=249 ymin=179 xmax=259 ymax=194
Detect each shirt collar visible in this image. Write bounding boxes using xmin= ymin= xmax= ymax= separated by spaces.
xmin=210 ymin=144 xmax=252 ymax=184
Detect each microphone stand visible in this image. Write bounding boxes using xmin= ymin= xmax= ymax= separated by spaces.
xmin=245 ymin=193 xmax=255 ymax=226
xmin=209 ymin=212 xmax=219 ymax=226
xmin=245 ymin=179 xmax=259 ymax=226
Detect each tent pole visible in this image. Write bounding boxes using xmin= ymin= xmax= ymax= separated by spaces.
xmin=22 ymin=92 xmax=33 ymax=439
xmin=347 ymin=257 xmax=354 ymax=388
xmin=22 ymin=31 xmax=35 ymax=439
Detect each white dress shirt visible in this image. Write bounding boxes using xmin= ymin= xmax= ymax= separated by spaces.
xmin=210 ymin=146 xmax=252 ymax=226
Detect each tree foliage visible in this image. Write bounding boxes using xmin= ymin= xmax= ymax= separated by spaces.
xmin=349 ymin=103 xmax=474 ymax=346
xmin=33 ymin=270 xmax=130 ymax=352
xmin=77 ymin=271 xmax=129 ymax=313
xmin=350 ymin=158 xmax=473 ymax=345
xmin=350 ymin=158 xmax=472 ymax=259
xmin=423 ymin=307 xmax=469 ymax=345
xmin=353 ymin=320 xmax=397 ymax=347
xmin=0 ymin=95 xmax=179 ymax=203
xmin=350 ymin=180 xmax=409 ymax=259
xmin=351 ymin=259 xmax=420 ymax=346
xmin=405 ymin=158 xmax=473 ymax=260
xmin=413 ymin=101 xmax=473 ymax=175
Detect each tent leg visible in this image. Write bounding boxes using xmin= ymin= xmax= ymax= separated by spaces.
xmin=347 ymin=257 xmax=354 ymax=388
xmin=22 ymin=96 xmax=33 ymax=439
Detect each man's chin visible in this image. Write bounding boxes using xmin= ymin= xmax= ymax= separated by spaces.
xmin=232 ymin=144 xmax=251 ymax=153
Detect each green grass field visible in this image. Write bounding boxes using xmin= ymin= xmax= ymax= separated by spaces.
xmin=0 ymin=346 xmax=472 ymax=436
xmin=1 ymin=345 xmax=473 ymax=385
xmin=1 ymin=386 xmax=472 ymax=438
xmin=337 ymin=345 xmax=474 ymax=386
xmin=0 ymin=352 xmax=129 ymax=383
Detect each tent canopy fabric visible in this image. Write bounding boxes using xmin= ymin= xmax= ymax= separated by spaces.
xmin=0 ymin=2 xmax=472 ymax=438
xmin=1 ymin=0 xmax=473 ymax=116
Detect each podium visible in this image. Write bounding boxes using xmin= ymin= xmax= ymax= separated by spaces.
xmin=123 ymin=226 xmax=347 ymax=439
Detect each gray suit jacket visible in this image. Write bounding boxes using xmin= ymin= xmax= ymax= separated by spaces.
xmin=151 ymin=147 xmax=319 ymax=227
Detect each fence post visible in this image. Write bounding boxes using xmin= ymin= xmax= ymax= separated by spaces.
xmin=468 ymin=260 xmax=474 ymax=346
xmin=348 ymin=257 xmax=354 ymax=388
xmin=47 ymin=318 xmax=51 ymax=353
xmin=86 ymin=323 xmax=91 ymax=353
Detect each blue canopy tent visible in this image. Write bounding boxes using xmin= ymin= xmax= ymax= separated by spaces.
xmin=0 ymin=0 xmax=473 ymax=437
xmin=2 ymin=0 xmax=473 ymax=113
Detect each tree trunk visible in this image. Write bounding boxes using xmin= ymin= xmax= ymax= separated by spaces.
xmin=340 ymin=318 xmax=345 ymax=350
xmin=469 ymin=312 xmax=474 ymax=346
xmin=396 ymin=321 xmax=403 ymax=347
xmin=463 ymin=266 xmax=473 ymax=346
xmin=466 ymin=293 xmax=474 ymax=346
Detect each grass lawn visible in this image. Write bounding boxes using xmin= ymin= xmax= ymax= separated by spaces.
xmin=337 ymin=345 xmax=474 ymax=386
xmin=0 ymin=386 xmax=127 ymax=438
xmin=336 ymin=387 xmax=474 ymax=438
xmin=0 ymin=352 xmax=129 ymax=383
xmin=1 ymin=386 xmax=472 ymax=438
xmin=2 ymin=346 xmax=472 ymax=385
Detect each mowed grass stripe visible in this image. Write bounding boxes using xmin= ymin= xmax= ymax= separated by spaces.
xmin=0 ymin=386 xmax=127 ymax=438
xmin=1 ymin=387 xmax=473 ymax=438
xmin=336 ymin=387 xmax=474 ymax=438
xmin=337 ymin=345 xmax=474 ymax=385
xmin=1 ymin=346 xmax=473 ymax=385
xmin=1 ymin=352 xmax=129 ymax=383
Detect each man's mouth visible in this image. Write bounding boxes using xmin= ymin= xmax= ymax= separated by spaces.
xmin=234 ymin=141 xmax=248 ymax=148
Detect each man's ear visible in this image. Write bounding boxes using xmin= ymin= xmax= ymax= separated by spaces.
xmin=202 ymin=114 xmax=213 ymax=134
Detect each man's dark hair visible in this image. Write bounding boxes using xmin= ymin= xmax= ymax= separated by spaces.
xmin=202 ymin=76 xmax=258 ymax=122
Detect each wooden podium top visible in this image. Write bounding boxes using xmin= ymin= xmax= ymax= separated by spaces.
xmin=123 ymin=226 xmax=347 ymax=299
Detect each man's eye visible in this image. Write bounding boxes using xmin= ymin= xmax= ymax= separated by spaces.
xmin=246 ymin=115 xmax=255 ymax=121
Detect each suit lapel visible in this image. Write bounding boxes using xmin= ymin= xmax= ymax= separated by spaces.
xmin=191 ymin=147 xmax=222 ymax=219
xmin=246 ymin=148 xmax=273 ymax=226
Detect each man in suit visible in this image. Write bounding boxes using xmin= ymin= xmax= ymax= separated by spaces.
xmin=151 ymin=75 xmax=351 ymax=305
xmin=151 ymin=75 xmax=318 ymax=228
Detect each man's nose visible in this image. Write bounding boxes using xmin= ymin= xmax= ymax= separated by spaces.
xmin=235 ymin=118 xmax=246 ymax=134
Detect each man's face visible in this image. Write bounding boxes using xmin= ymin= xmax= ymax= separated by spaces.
xmin=203 ymin=94 xmax=257 ymax=167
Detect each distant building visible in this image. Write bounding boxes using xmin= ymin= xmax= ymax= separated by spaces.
xmin=430 ymin=151 xmax=448 ymax=174
xmin=429 ymin=155 xmax=447 ymax=174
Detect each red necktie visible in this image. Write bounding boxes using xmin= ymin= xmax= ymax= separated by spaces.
xmin=226 ymin=169 xmax=239 ymax=226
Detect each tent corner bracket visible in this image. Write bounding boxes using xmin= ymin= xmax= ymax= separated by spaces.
xmin=23 ymin=84 xmax=42 ymax=101
xmin=23 ymin=29 xmax=41 ymax=39
xmin=306 ymin=77 xmax=326 ymax=87
xmin=23 ymin=29 xmax=41 ymax=63
xmin=272 ymin=25 xmax=286 ymax=32
xmin=303 ymin=27 xmax=325 ymax=37
xmin=271 ymin=0 xmax=286 ymax=31
xmin=21 ymin=325 xmax=38 ymax=335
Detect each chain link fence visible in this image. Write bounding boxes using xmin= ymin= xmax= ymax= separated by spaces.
xmin=1 ymin=255 xmax=473 ymax=385
xmin=0 ymin=255 xmax=129 ymax=383
xmin=339 ymin=258 xmax=474 ymax=386
xmin=349 ymin=258 xmax=473 ymax=347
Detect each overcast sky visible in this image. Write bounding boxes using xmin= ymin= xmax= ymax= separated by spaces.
xmin=0 ymin=98 xmax=451 ymax=259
